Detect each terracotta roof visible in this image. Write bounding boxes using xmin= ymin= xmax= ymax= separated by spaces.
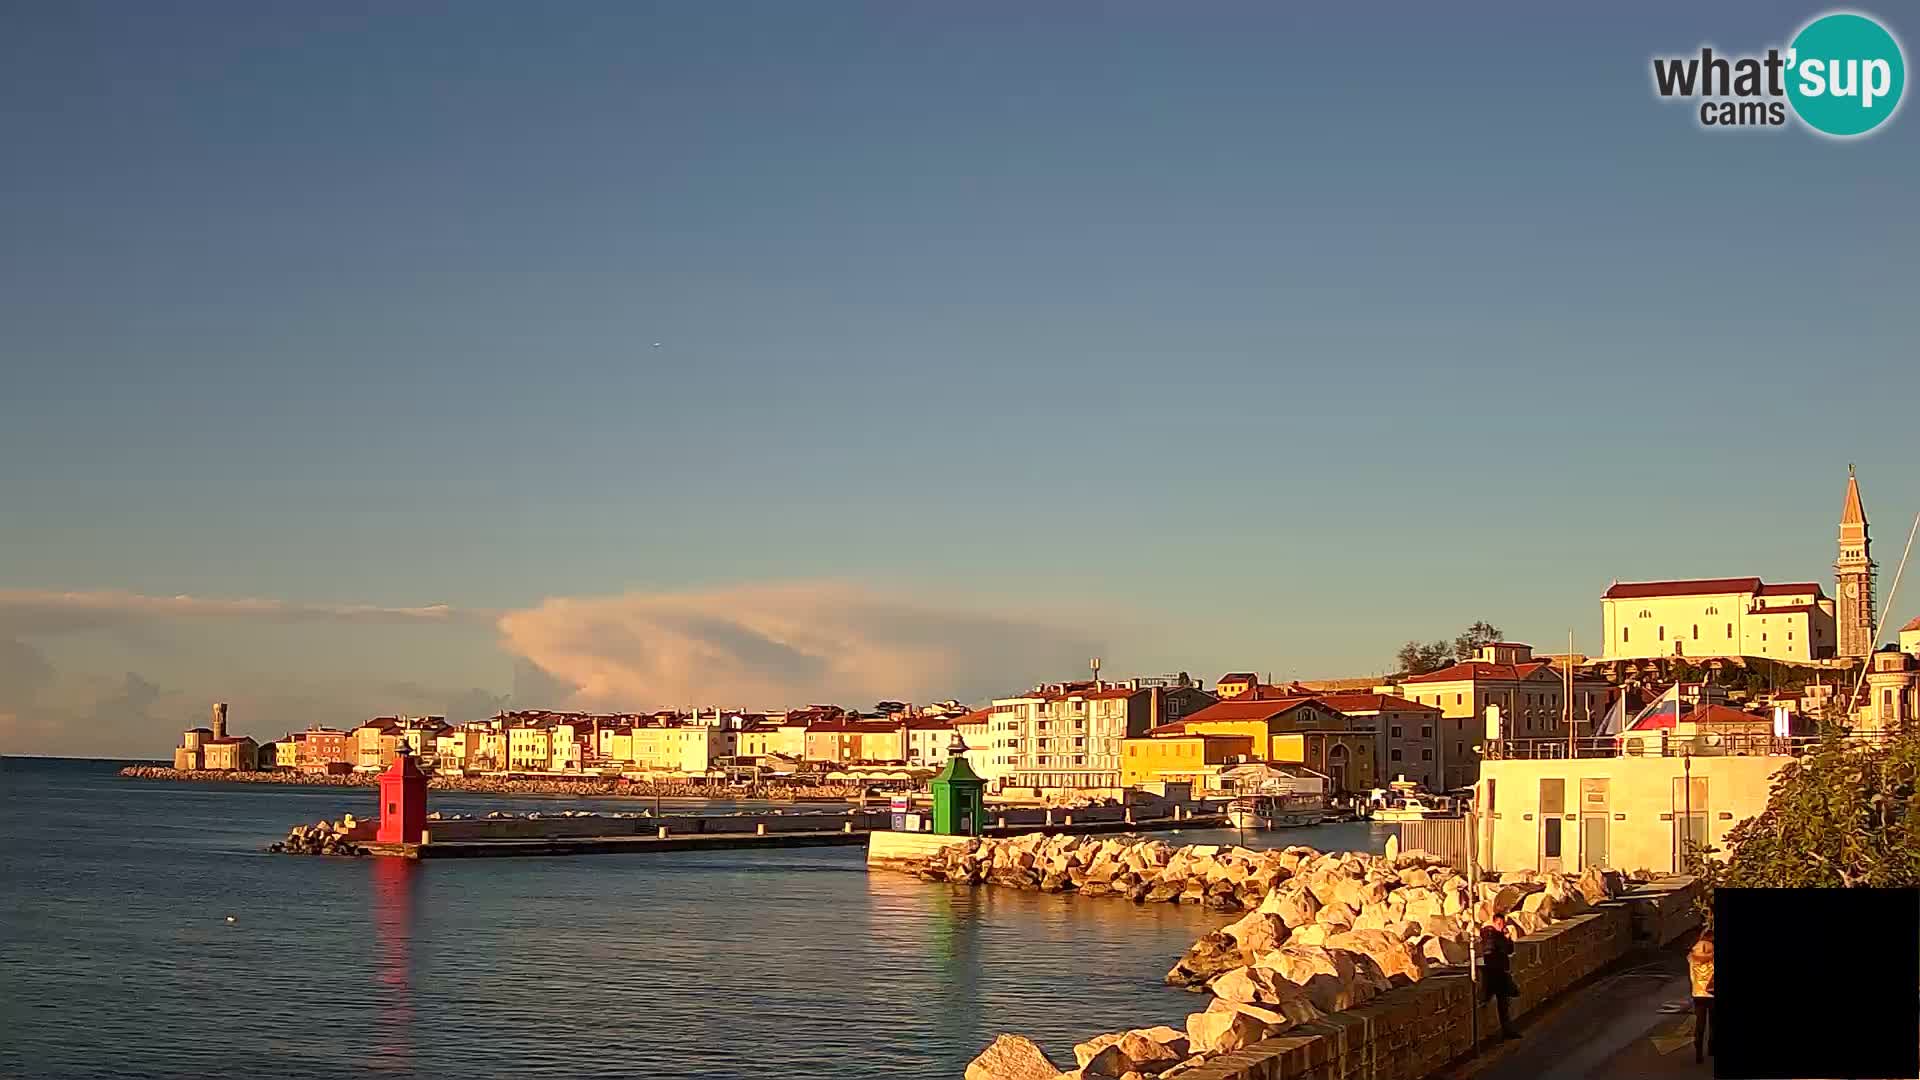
xmin=904 ymin=718 xmax=956 ymax=731
xmin=1756 ymin=582 xmax=1824 ymax=597
xmin=1900 ymin=615 xmax=1920 ymax=633
xmin=1180 ymin=697 xmax=1329 ymax=724
xmin=1681 ymin=704 xmax=1771 ymax=727
xmin=1217 ymin=672 xmax=1258 ymax=683
xmin=1401 ymin=660 xmax=1556 ymax=684
xmin=954 ymin=708 xmax=993 ymax=726
xmin=1604 ymin=577 xmax=1762 ymax=600
xmin=807 ymin=719 xmax=905 ymax=734
xmin=1314 ymin=692 xmax=1441 ymax=714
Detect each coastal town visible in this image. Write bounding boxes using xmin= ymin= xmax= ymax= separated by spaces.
xmin=147 ymin=470 xmax=1918 ymax=840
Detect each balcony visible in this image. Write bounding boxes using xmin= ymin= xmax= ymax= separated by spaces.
xmin=1484 ymin=729 xmax=1897 ymax=760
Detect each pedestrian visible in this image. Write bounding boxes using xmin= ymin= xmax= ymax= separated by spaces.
xmin=1480 ymin=913 xmax=1520 ymax=1040
xmin=1688 ymin=928 xmax=1715 ymax=1064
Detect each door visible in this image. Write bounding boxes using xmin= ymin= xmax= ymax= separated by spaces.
xmin=1671 ymin=776 xmax=1708 ymax=872
xmin=1538 ymin=778 xmax=1566 ymax=873
xmin=1579 ymin=778 xmax=1610 ymax=870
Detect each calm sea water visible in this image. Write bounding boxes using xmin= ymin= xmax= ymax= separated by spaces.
xmin=0 ymin=757 xmax=1392 ymax=1080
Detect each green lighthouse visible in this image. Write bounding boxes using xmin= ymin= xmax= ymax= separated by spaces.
xmin=929 ymin=733 xmax=985 ymax=836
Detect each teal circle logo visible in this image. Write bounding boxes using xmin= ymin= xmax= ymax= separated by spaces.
xmin=1786 ymin=12 xmax=1906 ymax=137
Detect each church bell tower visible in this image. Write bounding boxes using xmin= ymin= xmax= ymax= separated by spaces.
xmin=1836 ymin=465 xmax=1877 ymax=658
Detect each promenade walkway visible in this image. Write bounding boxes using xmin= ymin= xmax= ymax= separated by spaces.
xmin=1435 ymin=944 xmax=1709 ymax=1080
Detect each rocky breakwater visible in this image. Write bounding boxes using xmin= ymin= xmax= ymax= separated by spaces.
xmin=911 ymin=834 xmax=1281 ymax=913
xmin=948 ymin=836 xmax=1628 ymax=1080
xmin=270 ymin=815 xmax=369 ymax=857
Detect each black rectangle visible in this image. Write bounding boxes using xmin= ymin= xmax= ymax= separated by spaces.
xmin=1714 ymin=888 xmax=1919 ymax=1080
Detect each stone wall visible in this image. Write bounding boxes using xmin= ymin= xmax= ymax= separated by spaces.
xmin=1176 ymin=904 xmax=1634 ymax=1080
xmin=427 ymin=811 xmax=878 ymax=842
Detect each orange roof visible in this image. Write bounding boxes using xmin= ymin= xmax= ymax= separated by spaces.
xmin=1401 ymin=660 xmax=1555 ymax=684
xmin=1180 ymin=697 xmax=1326 ymax=724
xmin=1682 ymin=704 xmax=1770 ymax=727
xmin=1900 ymin=615 xmax=1920 ymax=633
xmin=1756 ymin=582 xmax=1824 ymax=597
xmin=953 ymin=708 xmax=993 ymax=725
xmin=1217 ymin=672 xmax=1258 ymax=682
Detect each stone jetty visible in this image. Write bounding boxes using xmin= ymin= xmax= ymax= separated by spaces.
xmin=898 ymin=834 xmax=1629 ymax=1080
xmin=270 ymin=815 xmax=369 ymax=857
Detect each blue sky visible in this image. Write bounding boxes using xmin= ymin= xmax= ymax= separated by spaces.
xmin=3 ymin=2 xmax=1916 ymax=754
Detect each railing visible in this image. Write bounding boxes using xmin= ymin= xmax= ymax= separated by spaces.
xmin=1484 ymin=730 xmax=1898 ymax=760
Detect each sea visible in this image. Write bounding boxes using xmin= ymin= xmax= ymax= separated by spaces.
xmin=0 ymin=756 xmax=1395 ymax=1080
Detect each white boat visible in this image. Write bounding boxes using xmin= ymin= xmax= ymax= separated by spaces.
xmin=1365 ymin=780 xmax=1463 ymax=821
xmin=1226 ymin=791 xmax=1332 ymax=830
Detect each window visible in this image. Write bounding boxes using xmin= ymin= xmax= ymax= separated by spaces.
xmin=1390 ymin=749 xmax=1402 ymax=761
xmin=1421 ymin=725 xmax=1434 ymax=738
xmin=1692 ymin=625 xmax=1699 ymax=640
xmin=1658 ymin=626 xmax=1665 ymax=641
xmin=1623 ymin=628 xmax=1630 ymax=642
xmin=1390 ymin=725 xmax=1403 ymax=738
xmin=1727 ymin=623 xmax=1734 ymax=638
xmin=1421 ymin=749 xmax=1434 ymax=760
xmin=1455 ymin=694 xmax=1463 ymax=705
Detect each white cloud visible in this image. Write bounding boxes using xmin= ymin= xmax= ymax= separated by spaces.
xmin=495 ymin=581 xmax=1104 ymax=711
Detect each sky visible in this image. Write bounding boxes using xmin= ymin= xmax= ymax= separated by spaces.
xmin=3 ymin=1 xmax=1916 ymax=756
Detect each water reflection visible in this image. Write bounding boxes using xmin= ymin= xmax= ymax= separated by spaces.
xmin=369 ymin=857 xmax=419 ymax=1073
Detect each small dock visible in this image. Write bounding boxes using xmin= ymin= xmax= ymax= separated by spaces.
xmin=357 ymin=814 xmax=1230 ymax=859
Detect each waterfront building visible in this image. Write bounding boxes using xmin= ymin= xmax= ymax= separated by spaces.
xmin=1312 ymin=692 xmax=1446 ymax=791
xmin=951 ymin=708 xmax=1000 ymax=785
xmin=1477 ymin=737 xmax=1793 ymax=875
xmin=736 ymin=717 xmax=809 ymax=759
xmin=351 ymin=717 xmax=405 ymax=772
xmin=626 ymin=722 xmax=724 ymax=774
xmin=272 ymin=735 xmax=303 ymax=769
xmin=172 ymin=727 xmax=211 ymax=770
xmin=546 ymin=717 xmax=595 ymax=773
xmin=1384 ymin=642 xmax=1607 ymax=792
xmin=1119 ymin=730 xmax=1256 ymax=792
xmin=903 ymin=717 xmax=959 ymax=768
xmin=506 ymin=718 xmax=553 ymax=772
xmin=987 ymin=680 xmax=1216 ymax=797
xmin=1836 ymin=467 xmax=1877 ymax=658
xmin=394 ymin=716 xmax=449 ymax=763
xmin=802 ymin=718 xmax=908 ymax=764
xmin=1171 ymin=696 xmax=1377 ymax=793
xmin=1600 ymin=577 xmax=1837 ymax=663
xmin=298 ymin=727 xmax=353 ymax=773
xmin=201 ymin=735 xmax=258 ymax=771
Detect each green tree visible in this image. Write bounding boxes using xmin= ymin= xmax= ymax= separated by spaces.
xmin=1693 ymin=726 xmax=1920 ymax=899
xmin=1395 ymin=640 xmax=1454 ymax=676
xmin=1452 ymin=620 xmax=1505 ymax=661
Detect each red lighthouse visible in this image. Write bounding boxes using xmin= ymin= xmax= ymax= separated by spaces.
xmin=375 ymin=742 xmax=428 ymax=845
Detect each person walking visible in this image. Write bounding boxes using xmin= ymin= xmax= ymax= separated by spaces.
xmin=1481 ymin=913 xmax=1520 ymax=1040
xmin=1689 ymin=928 xmax=1716 ymax=1064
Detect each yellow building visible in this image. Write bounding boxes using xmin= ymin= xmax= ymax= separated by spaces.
xmin=273 ymin=737 xmax=303 ymax=769
xmin=1478 ymin=750 xmax=1786 ymax=875
xmin=1385 ymin=642 xmax=1609 ymax=792
xmin=1120 ymin=732 xmax=1255 ymax=791
xmin=173 ymin=727 xmax=211 ymax=770
xmin=1174 ymin=696 xmax=1379 ymax=793
xmin=802 ymin=719 xmax=908 ymax=764
xmin=737 ymin=719 xmax=809 ymax=759
xmin=626 ymin=724 xmax=722 ymax=774
xmin=351 ymin=718 xmax=405 ymax=772
xmin=1214 ymin=673 xmax=1259 ymax=700
xmin=202 ymin=736 xmax=259 ymax=771
xmin=1601 ymin=578 xmax=1837 ymax=663
xmin=1856 ymin=646 xmax=1918 ymax=736
xmin=507 ymin=723 xmax=552 ymax=772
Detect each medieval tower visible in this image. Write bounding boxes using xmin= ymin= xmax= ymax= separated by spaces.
xmin=1836 ymin=466 xmax=1877 ymax=658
